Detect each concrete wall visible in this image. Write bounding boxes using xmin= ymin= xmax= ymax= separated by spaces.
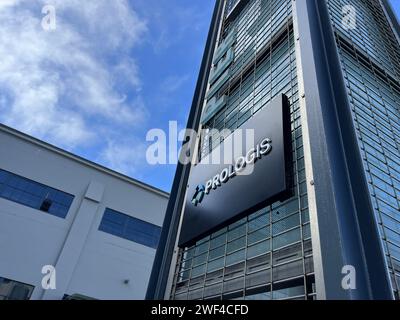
xmin=0 ymin=127 xmax=168 ymax=300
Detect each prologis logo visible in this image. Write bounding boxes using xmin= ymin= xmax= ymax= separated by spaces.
xmin=192 ymin=137 xmax=272 ymax=206
xmin=191 ymin=184 xmax=205 ymax=206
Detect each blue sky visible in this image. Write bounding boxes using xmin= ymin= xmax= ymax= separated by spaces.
xmin=391 ymin=0 xmax=400 ymax=19
xmin=0 ymin=1 xmax=398 ymax=193
xmin=0 ymin=0 xmax=214 ymax=192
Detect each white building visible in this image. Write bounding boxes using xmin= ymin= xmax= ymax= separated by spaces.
xmin=0 ymin=124 xmax=168 ymax=300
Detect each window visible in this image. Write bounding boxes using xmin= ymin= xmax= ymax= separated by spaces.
xmin=99 ymin=208 xmax=161 ymax=249
xmin=0 ymin=277 xmax=34 ymax=300
xmin=0 ymin=169 xmax=74 ymax=218
xmin=272 ymin=278 xmax=304 ymax=299
xmin=245 ymin=285 xmax=272 ymax=300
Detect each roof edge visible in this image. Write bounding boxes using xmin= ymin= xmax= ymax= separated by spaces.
xmin=0 ymin=124 xmax=169 ymax=198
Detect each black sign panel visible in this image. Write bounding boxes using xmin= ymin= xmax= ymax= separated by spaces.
xmin=179 ymin=94 xmax=292 ymax=247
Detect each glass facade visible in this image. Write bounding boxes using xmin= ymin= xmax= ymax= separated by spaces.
xmin=170 ymin=0 xmax=315 ymax=300
xmin=163 ymin=0 xmax=400 ymax=300
xmin=0 ymin=168 xmax=74 ymax=218
xmin=99 ymin=208 xmax=161 ymax=249
xmin=327 ymin=0 xmax=400 ymax=298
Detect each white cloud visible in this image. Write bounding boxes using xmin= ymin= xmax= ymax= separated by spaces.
xmin=0 ymin=0 xmax=20 ymax=9
xmin=100 ymin=139 xmax=147 ymax=177
xmin=0 ymin=0 xmax=147 ymax=149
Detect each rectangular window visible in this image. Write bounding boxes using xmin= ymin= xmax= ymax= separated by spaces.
xmin=0 ymin=277 xmax=34 ymax=300
xmin=0 ymin=168 xmax=74 ymax=218
xmin=99 ymin=208 xmax=161 ymax=249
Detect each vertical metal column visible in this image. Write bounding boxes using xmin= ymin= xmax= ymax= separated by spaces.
xmin=293 ymin=0 xmax=393 ymax=299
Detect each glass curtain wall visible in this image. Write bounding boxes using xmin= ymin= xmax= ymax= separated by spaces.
xmin=327 ymin=0 xmax=400 ymax=298
xmin=170 ymin=0 xmax=316 ymax=301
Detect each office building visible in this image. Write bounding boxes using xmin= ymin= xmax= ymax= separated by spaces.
xmin=0 ymin=124 xmax=168 ymax=300
xmin=148 ymin=0 xmax=400 ymax=300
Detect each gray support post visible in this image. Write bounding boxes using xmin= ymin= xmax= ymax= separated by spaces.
xmin=293 ymin=0 xmax=393 ymax=300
